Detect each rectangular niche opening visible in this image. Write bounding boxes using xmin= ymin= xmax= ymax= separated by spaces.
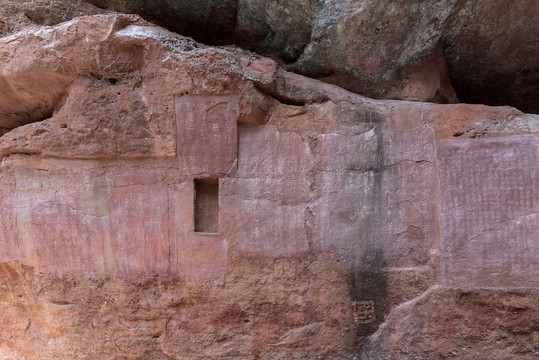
xmin=194 ymin=178 xmax=219 ymax=233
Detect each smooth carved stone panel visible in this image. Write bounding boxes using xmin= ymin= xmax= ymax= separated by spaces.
xmin=314 ymin=130 xmax=378 ymax=172
xmin=0 ymin=170 xmax=17 ymax=260
xmin=438 ymin=135 xmax=539 ymax=288
xmin=313 ymin=114 xmax=439 ymax=268
xmin=106 ymin=178 xmax=172 ymax=275
xmin=380 ymin=161 xmax=438 ymax=268
xmin=8 ymin=159 xmax=178 ymax=276
xmin=316 ymin=170 xmax=375 ymax=257
xmin=175 ymin=95 xmax=238 ymax=177
xmin=0 ymin=157 xmax=227 ymax=280
xmin=378 ymin=106 xmax=439 ymax=267
xmin=236 ymin=125 xmax=312 ymax=257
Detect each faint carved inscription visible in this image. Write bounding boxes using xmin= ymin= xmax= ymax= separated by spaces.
xmin=175 ymin=95 xmax=238 ymax=176
xmin=352 ymin=300 xmax=376 ymax=324
xmin=236 ymin=125 xmax=311 ymax=257
xmin=438 ymin=135 xmax=539 ymax=288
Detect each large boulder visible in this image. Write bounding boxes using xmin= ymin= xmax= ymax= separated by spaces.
xmin=84 ymin=0 xmax=538 ymax=112
xmin=442 ymin=0 xmax=539 ymax=113
xmin=2 ymin=0 xmax=537 ymax=111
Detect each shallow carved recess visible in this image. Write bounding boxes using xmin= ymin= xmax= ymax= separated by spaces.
xmin=0 ymin=13 xmax=538 ymax=360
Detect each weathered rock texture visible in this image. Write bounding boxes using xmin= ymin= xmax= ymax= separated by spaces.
xmin=2 ymin=0 xmax=538 ymax=112
xmin=86 ymin=0 xmax=538 ymax=112
xmin=0 ymin=0 xmax=104 ymax=35
xmin=0 ymin=13 xmax=538 ymax=360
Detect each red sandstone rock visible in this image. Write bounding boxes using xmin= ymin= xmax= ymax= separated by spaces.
xmin=0 ymin=0 xmax=104 ymax=37
xmin=0 ymin=13 xmax=538 ymax=360
xmin=438 ymin=135 xmax=539 ymax=288
xmin=82 ymin=0 xmax=537 ymax=112
xmin=175 ymin=95 xmax=238 ymax=177
xmin=2 ymin=1 xmax=537 ymax=111
xmin=358 ymin=287 xmax=539 ymax=360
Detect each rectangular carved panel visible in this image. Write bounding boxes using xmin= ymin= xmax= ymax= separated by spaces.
xmin=175 ymin=95 xmax=238 ymax=176
xmin=236 ymin=125 xmax=311 ymax=257
xmin=438 ymin=135 xmax=539 ymax=288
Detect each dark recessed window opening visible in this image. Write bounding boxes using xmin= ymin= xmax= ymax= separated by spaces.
xmin=194 ymin=178 xmax=219 ymax=233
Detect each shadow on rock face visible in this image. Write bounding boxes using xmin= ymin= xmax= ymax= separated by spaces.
xmin=84 ymin=0 xmax=537 ymax=112
xmin=89 ymin=0 xmax=240 ymax=46
xmin=347 ymin=247 xmax=389 ymax=340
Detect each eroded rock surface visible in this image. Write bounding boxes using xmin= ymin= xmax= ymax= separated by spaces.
xmin=2 ymin=0 xmax=537 ymax=111
xmin=0 ymin=13 xmax=538 ymax=360
xmin=359 ymin=287 xmax=539 ymax=360
xmin=83 ymin=0 xmax=538 ymax=112
xmin=0 ymin=0 xmax=104 ymax=36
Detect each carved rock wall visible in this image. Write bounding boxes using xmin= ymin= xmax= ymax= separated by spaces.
xmin=0 ymin=14 xmax=538 ymax=360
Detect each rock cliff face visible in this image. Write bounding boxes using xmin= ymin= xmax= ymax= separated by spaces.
xmin=84 ymin=0 xmax=539 ymax=113
xmin=0 ymin=10 xmax=538 ymax=360
xmin=2 ymin=0 xmax=538 ymax=112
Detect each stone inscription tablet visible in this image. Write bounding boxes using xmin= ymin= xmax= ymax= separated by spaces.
xmin=175 ymin=95 xmax=238 ymax=176
xmin=438 ymin=135 xmax=538 ymax=288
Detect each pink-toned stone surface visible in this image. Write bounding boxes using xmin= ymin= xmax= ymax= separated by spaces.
xmin=0 ymin=156 xmax=227 ymax=281
xmin=3 ymin=0 xmax=538 ymax=112
xmin=236 ymin=124 xmax=313 ymax=257
xmin=438 ymin=135 xmax=539 ymax=288
xmin=0 ymin=13 xmax=538 ymax=360
xmin=175 ymin=95 xmax=238 ymax=177
xmin=0 ymin=14 xmax=277 ymax=159
xmin=359 ymin=287 xmax=539 ymax=360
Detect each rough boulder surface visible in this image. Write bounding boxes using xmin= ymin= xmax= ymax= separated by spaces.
xmin=0 ymin=5 xmax=538 ymax=360
xmin=2 ymin=0 xmax=538 ymax=112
